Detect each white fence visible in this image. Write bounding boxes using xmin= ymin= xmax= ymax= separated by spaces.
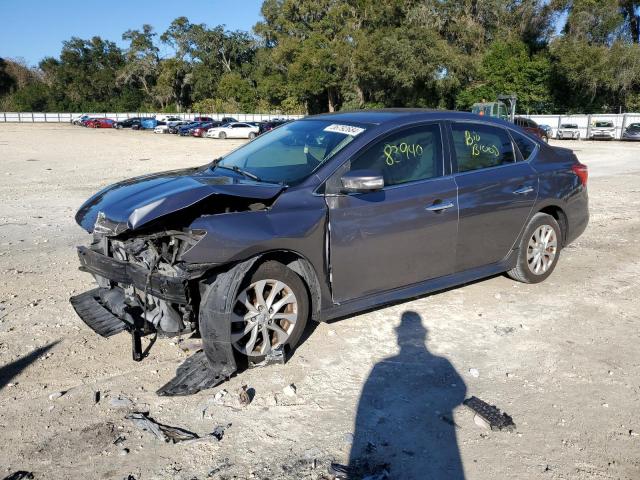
xmin=3 ymin=111 xmax=640 ymax=139
xmin=0 ymin=112 xmax=304 ymax=123
xmin=527 ymin=113 xmax=640 ymax=140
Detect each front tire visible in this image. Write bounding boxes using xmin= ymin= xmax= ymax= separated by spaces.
xmin=230 ymin=261 xmax=309 ymax=359
xmin=219 ymin=131 xmax=227 ymax=139
xmin=507 ymin=213 xmax=561 ymax=284
xmin=248 ymin=132 xmax=256 ymax=139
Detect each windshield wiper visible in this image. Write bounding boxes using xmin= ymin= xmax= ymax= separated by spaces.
xmin=215 ymin=164 xmax=261 ymax=182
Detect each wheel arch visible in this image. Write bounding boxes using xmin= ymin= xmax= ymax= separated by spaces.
xmin=537 ymin=204 xmax=568 ymax=246
xmin=254 ymin=250 xmax=323 ymax=323
xmin=200 ymin=250 xmax=323 ymax=323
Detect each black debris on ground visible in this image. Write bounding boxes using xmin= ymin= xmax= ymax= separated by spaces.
xmin=211 ymin=423 xmax=232 ymax=441
xmin=156 ymin=350 xmax=230 ymax=396
xmin=463 ymin=396 xmax=516 ymax=431
xmin=2 ymin=472 xmax=34 ymax=480
xmin=125 ymin=412 xmax=199 ymax=443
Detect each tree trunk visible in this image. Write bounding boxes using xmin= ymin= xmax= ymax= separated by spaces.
xmin=621 ymin=1 xmax=640 ymax=43
xmin=327 ymin=87 xmax=338 ymax=112
xmin=355 ymin=85 xmax=365 ymax=108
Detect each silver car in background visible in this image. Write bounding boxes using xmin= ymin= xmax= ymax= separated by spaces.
xmin=590 ymin=121 xmax=615 ymax=140
xmin=556 ymin=123 xmax=580 ymax=140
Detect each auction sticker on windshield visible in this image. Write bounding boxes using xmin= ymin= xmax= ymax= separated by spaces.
xmin=323 ymin=124 xmax=365 ymax=136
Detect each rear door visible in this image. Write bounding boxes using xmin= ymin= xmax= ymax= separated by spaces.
xmin=449 ymin=121 xmax=538 ymax=272
xmin=326 ymin=123 xmax=459 ymax=302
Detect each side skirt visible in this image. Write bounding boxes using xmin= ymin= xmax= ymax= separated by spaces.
xmin=320 ymin=251 xmax=517 ymax=322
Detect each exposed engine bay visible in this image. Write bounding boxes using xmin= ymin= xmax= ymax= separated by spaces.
xmin=88 ymin=229 xmax=204 ymax=336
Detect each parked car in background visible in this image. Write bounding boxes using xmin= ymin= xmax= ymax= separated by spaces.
xmin=622 ymin=123 xmax=640 ymax=141
xmin=514 ymin=117 xmax=548 ymax=142
xmin=171 ymin=122 xmax=197 ymax=134
xmin=156 ymin=115 xmax=182 ymax=123
xmin=114 ymin=117 xmax=142 ymax=129
xmin=178 ymin=122 xmax=207 ymax=136
xmin=589 ymin=121 xmax=615 ymax=140
xmin=85 ymin=118 xmax=115 ymax=128
xmin=154 ymin=120 xmax=188 ymax=134
xmin=72 ymin=114 xmax=90 ymax=125
xmin=539 ymin=124 xmax=553 ymax=138
xmin=221 ymin=117 xmax=238 ymax=124
xmin=258 ymin=119 xmax=290 ymax=135
xmin=205 ymin=122 xmax=260 ymax=139
xmin=556 ymin=123 xmax=581 ymax=140
xmin=193 ymin=116 xmax=214 ymax=123
xmin=139 ymin=118 xmax=157 ymax=130
xmin=71 ymin=110 xmax=589 ymax=394
xmin=191 ymin=122 xmax=221 ymax=138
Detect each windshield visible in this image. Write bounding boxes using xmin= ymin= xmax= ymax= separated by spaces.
xmin=628 ymin=123 xmax=640 ymax=130
xmin=215 ymin=120 xmax=366 ymax=185
xmin=595 ymin=121 xmax=613 ymax=128
xmin=561 ymin=124 xmax=578 ymax=128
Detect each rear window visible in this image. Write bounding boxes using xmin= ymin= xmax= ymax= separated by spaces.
xmin=561 ymin=124 xmax=578 ymax=129
xmin=510 ymin=130 xmax=538 ymax=161
xmin=451 ymin=123 xmax=515 ymax=172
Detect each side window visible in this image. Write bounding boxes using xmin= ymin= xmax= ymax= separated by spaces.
xmin=510 ymin=130 xmax=538 ymax=161
xmin=348 ymin=124 xmax=443 ymax=187
xmin=451 ymin=123 xmax=515 ymax=172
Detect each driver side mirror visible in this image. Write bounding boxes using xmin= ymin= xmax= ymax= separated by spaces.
xmin=341 ymin=170 xmax=384 ymax=193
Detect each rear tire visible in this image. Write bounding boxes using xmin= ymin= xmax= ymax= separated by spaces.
xmin=507 ymin=213 xmax=561 ymax=284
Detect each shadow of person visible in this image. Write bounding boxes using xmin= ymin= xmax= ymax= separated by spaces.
xmin=0 ymin=341 xmax=59 ymax=391
xmin=348 ymin=311 xmax=466 ymax=479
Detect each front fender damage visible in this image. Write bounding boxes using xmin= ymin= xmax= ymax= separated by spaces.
xmin=157 ymin=256 xmax=266 ymax=396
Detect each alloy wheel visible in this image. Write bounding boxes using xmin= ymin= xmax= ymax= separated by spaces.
xmin=526 ymin=224 xmax=558 ymax=275
xmin=231 ymin=279 xmax=298 ymax=357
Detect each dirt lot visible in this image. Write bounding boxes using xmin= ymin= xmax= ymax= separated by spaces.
xmin=0 ymin=124 xmax=638 ymax=480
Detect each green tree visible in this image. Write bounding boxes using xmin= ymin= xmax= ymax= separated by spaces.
xmin=119 ymin=25 xmax=160 ymax=101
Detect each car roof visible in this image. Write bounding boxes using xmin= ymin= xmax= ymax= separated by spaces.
xmin=303 ymin=109 xmax=517 ymax=128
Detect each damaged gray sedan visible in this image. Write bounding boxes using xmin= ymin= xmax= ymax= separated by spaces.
xmin=71 ymin=110 xmax=589 ymax=395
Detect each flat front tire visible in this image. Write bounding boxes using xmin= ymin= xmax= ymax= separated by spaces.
xmin=507 ymin=212 xmax=562 ymax=284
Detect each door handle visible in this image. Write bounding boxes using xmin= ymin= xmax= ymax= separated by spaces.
xmin=513 ymin=186 xmax=534 ymax=195
xmin=425 ymin=201 xmax=455 ymax=212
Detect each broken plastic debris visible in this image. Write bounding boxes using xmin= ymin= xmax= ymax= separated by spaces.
xmin=238 ymin=385 xmax=252 ymax=407
xmin=463 ymin=396 xmax=516 ymax=432
xmin=328 ymin=462 xmax=352 ymax=479
xmin=283 ymin=384 xmax=297 ymax=397
xmin=248 ymin=345 xmax=287 ymax=368
xmin=126 ymin=412 xmax=199 ymax=443
xmin=2 ymin=473 xmax=34 ymax=480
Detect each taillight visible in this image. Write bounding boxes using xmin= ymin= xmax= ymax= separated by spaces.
xmin=571 ymin=163 xmax=588 ymax=186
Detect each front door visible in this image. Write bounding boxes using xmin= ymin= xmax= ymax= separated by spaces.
xmin=326 ymin=123 xmax=458 ymax=303
xmin=449 ymin=121 xmax=538 ymax=272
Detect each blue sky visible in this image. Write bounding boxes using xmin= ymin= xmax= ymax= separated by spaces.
xmin=0 ymin=0 xmax=265 ymax=66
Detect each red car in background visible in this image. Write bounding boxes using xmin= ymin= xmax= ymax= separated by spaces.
xmin=514 ymin=117 xmax=549 ymax=142
xmin=84 ymin=118 xmax=115 ymax=129
xmin=190 ymin=122 xmax=219 ymax=137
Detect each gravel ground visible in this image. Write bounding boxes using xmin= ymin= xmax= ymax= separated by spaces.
xmin=0 ymin=124 xmax=638 ymax=480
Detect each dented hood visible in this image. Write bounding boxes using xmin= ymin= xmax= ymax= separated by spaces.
xmin=75 ymin=166 xmax=284 ymax=233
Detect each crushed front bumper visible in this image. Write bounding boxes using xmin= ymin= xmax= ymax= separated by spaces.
xmin=77 ymin=246 xmax=188 ymax=304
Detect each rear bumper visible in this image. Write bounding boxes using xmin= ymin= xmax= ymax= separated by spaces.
xmin=77 ymin=246 xmax=189 ymax=304
xmin=565 ymin=188 xmax=589 ymax=246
